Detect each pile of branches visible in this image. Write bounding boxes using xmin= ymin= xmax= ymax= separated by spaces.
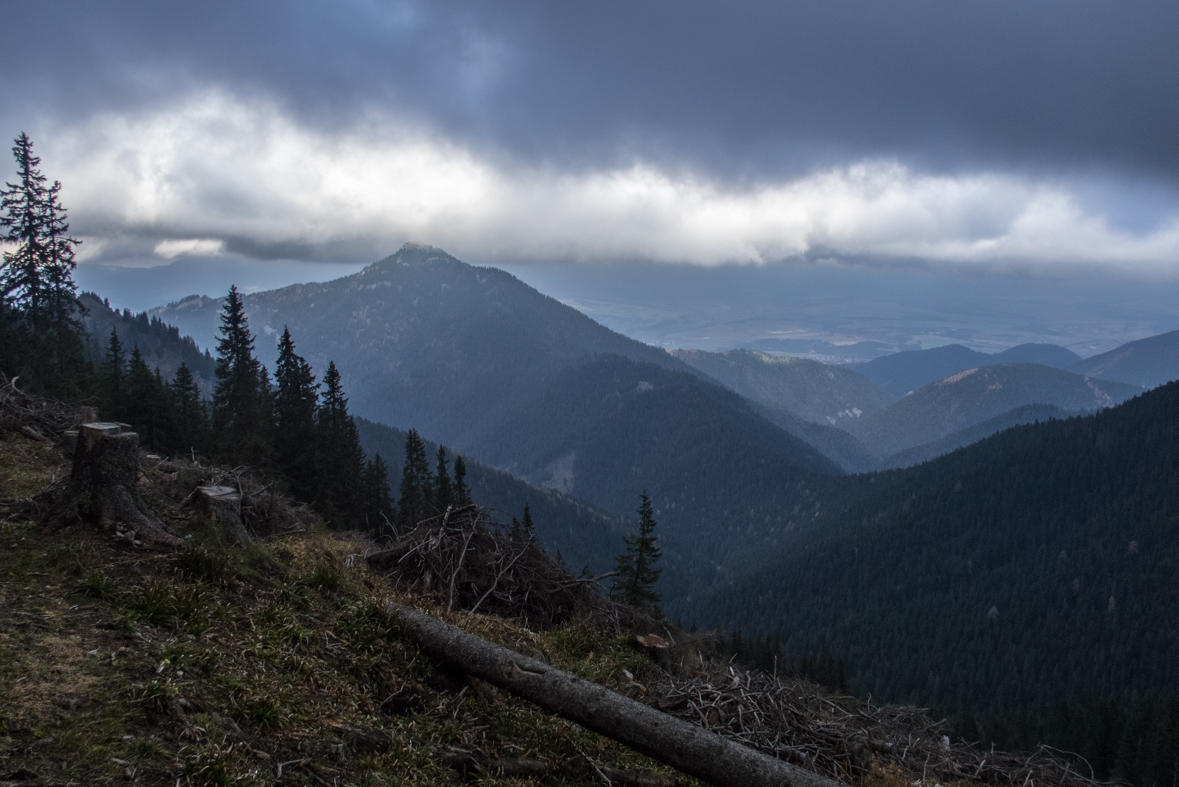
xmin=366 ymin=505 xmax=614 ymax=629
xmin=0 ymin=372 xmax=93 ymax=441
xmin=648 ymin=665 xmax=1119 ymax=787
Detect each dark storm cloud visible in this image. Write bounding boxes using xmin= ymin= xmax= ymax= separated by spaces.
xmin=4 ymin=0 xmax=1178 ymax=182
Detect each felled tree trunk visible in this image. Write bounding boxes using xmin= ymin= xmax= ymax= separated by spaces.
xmin=387 ymin=602 xmax=846 ymax=787
xmin=68 ymin=422 xmax=181 ymax=548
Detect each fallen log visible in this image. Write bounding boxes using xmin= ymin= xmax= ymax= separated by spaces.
xmin=386 ymin=602 xmax=846 ymax=787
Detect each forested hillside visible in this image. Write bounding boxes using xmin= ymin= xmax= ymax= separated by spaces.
xmin=355 ymin=417 xmax=627 ymax=575
xmin=875 ymin=403 xmax=1078 ymax=470
xmin=685 ymin=383 xmax=1179 ymax=783
xmin=468 ymin=354 xmax=840 ymax=596
xmin=79 ymin=292 xmax=215 ymax=393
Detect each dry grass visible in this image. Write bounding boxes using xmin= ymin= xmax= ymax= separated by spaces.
xmin=0 ymin=429 xmax=685 ymax=786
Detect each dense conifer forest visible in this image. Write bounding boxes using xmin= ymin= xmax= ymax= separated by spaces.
xmin=687 ymin=384 xmax=1179 ymax=783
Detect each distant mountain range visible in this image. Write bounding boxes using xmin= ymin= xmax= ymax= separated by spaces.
xmin=849 ymin=342 xmax=1084 ymax=398
xmin=842 ymin=363 xmax=1140 ymax=457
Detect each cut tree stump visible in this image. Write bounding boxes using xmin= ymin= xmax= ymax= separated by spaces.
xmin=67 ymin=422 xmax=181 ymax=548
xmin=194 ymin=485 xmax=252 ymax=545
xmin=387 ymin=602 xmax=847 ymax=787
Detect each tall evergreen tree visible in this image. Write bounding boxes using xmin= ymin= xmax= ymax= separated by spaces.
xmin=0 ymin=133 xmax=83 ymax=391
xmin=511 ymin=503 xmax=536 ymax=542
xmin=453 ymin=455 xmax=472 ymax=507
xmin=210 ymin=285 xmax=271 ymax=466
xmin=314 ymin=360 xmax=364 ymax=527
xmin=398 ymin=428 xmax=433 ymax=528
xmin=1 ymin=133 xmax=48 ymax=326
xmin=434 ymin=445 xmax=452 ymax=511
xmin=273 ymin=327 xmax=319 ymax=497
xmin=101 ymin=328 xmax=126 ymax=421
xmin=610 ymin=492 xmax=663 ymax=614
xmin=361 ymin=453 xmax=396 ymax=538
xmin=126 ymin=345 xmax=167 ymax=449
xmin=169 ymin=362 xmax=207 ymax=456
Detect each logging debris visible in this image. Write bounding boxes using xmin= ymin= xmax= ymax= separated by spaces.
xmin=0 ymin=372 xmax=94 ymax=440
xmin=388 ymin=601 xmax=847 ymax=787
xmin=646 ymin=659 xmax=1122 ymax=787
xmin=367 ymin=505 xmax=626 ymax=629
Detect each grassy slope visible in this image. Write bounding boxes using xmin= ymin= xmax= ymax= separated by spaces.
xmin=0 ymin=429 xmax=679 ymax=786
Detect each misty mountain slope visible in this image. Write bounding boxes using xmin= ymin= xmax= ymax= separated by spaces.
xmin=671 ymin=348 xmax=894 ymax=424
xmin=849 ymin=344 xmax=991 ymax=398
xmin=667 ymin=348 xmax=882 ymax=471
xmin=993 ymin=342 xmax=1083 ymax=368
xmin=874 ymin=402 xmax=1080 ymax=470
xmin=468 ymin=354 xmax=840 ymax=593
xmin=851 ymin=342 xmax=1081 ymax=398
xmin=1068 ymin=328 xmax=1179 ymax=389
xmin=681 ymin=381 xmax=1179 ymax=769
xmin=80 ymin=292 xmax=216 ymax=394
xmin=151 ymin=243 xmax=687 ymax=448
xmin=751 ymin=402 xmax=879 ymax=473
xmin=354 ymin=418 xmax=627 ymax=574
xmin=843 ymin=363 xmax=1140 ymax=456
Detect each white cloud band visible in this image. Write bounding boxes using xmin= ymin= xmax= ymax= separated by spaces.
xmin=33 ymin=90 xmax=1179 ymax=270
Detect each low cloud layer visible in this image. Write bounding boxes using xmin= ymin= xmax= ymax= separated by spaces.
xmin=38 ymin=92 xmax=1179 ymax=271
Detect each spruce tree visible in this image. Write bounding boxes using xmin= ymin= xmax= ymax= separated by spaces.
xmin=453 ymin=455 xmax=472 ymax=506
xmin=101 ymin=328 xmax=126 ymax=421
xmin=434 ymin=446 xmax=452 ymax=511
xmin=361 ymin=453 xmax=396 ymax=538
xmin=398 ymin=428 xmax=433 ymax=528
xmin=273 ymin=327 xmax=319 ymax=497
xmin=1 ymin=133 xmax=48 ymax=326
xmin=0 ymin=133 xmax=83 ymax=391
xmin=610 ymin=492 xmax=663 ymax=614
xmin=511 ymin=503 xmax=536 ymax=542
xmin=314 ymin=360 xmax=364 ymax=527
xmin=169 ymin=362 xmax=207 ymax=456
xmin=211 ymin=285 xmax=271 ymax=466
xmin=126 ymin=345 xmax=165 ymax=448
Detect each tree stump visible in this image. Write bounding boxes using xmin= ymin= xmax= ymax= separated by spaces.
xmin=194 ymin=485 xmax=252 ymax=545
xmin=68 ymin=422 xmax=181 ymax=548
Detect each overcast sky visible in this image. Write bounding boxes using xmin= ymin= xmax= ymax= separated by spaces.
xmin=4 ymin=0 xmax=1179 ymax=274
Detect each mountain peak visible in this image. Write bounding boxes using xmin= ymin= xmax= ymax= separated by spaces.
xmin=400 ymin=241 xmax=446 ymax=254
